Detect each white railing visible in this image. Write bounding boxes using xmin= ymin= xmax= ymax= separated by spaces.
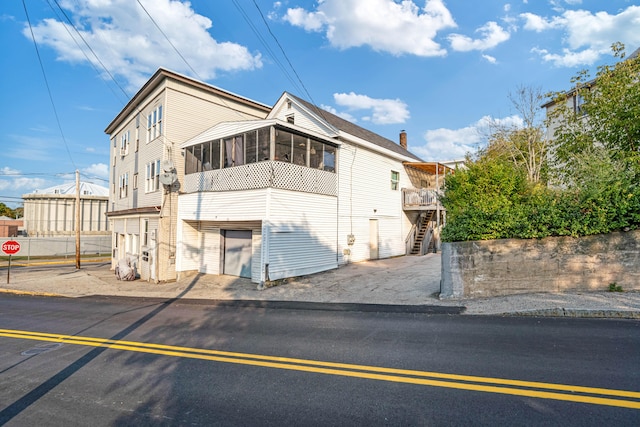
xmin=184 ymin=161 xmax=337 ymax=196
xmin=402 ymin=188 xmax=441 ymax=209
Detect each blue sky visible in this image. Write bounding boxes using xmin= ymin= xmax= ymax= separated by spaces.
xmin=1 ymin=0 xmax=639 ymax=209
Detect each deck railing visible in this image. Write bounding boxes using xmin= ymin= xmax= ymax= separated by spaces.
xmin=402 ymin=188 xmax=442 ymax=210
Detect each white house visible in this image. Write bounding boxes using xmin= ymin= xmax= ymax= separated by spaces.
xmin=175 ymin=92 xmax=450 ymax=285
xmin=104 ymin=68 xmax=271 ymax=282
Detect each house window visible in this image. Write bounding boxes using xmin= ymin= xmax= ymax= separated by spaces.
xmin=120 ymin=131 xmax=130 ymax=156
xmin=286 ymin=114 xmax=295 ymax=124
xmin=145 ymin=160 xmax=160 ymax=192
xmin=275 ymin=129 xmax=293 ymax=162
xmin=142 ymin=219 xmax=149 ymax=246
xmin=133 ymin=173 xmax=138 ymax=190
xmin=574 ymin=93 xmax=586 ymax=116
xmin=147 ymin=105 xmax=163 ymax=142
xmin=391 ymin=171 xmax=399 ymax=190
xmin=119 ymin=172 xmax=129 ymax=198
xmin=223 ymin=135 xmax=245 ymax=167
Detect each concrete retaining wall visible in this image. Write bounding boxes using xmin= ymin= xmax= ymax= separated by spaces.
xmin=440 ymin=230 xmax=640 ymax=299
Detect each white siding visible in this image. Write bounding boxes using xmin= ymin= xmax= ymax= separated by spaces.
xmin=337 ymin=142 xmax=411 ymax=264
xmin=178 ymin=220 xmax=200 ymax=272
xmin=270 ymin=102 xmax=336 ymax=137
xmin=199 ymin=224 xmax=220 ymax=275
xmin=178 ymin=190 xmax=268 ymax=221
xmin=266 ymin=189 xmax=338 ymax=280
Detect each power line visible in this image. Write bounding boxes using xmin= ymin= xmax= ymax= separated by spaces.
xmin=250 ymin=0 xmax=324 ymax=117
xmin=231 ymin=0 xmax=304 ymax=96
xmin=45 ymin=0 xmax=130 ymax=105
xmin=136 ymin=0 xmax=201 ymax=81
xmin=22 ymin=0 xmax=77 ymax=171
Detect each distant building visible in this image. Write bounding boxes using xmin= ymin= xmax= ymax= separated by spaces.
xmin=0 ymin=216 xmax=22 ymax=237
xmin=22 ymin=182 xmax=109 ymax=236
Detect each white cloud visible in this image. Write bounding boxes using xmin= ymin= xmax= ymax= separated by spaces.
xmin=24 ymin=0 xmax=262 ymax=91
xmin=531 ymin=47 xmax=600 ymax=67
xmin=482 ymin=54 xmax=497 ymax=63
xmin=520 ymin=13 xmax=564 ymax=32
xmin=0 ymin=166 xmax=48 ymax=193
xmin=283 ymin=0 xmax=457 ymax=57
xmin=449 ymin=21 xmax=510 ymax=52
xmin=332 ymin=92 xmax=410 ymax=125
xmin=1 ymin=167 xmax=20 ymax=175
xmin=83 ymin=163 xmax=109 ymax=179
xmin=320 ymin=104 xmax=358 ymax=123
xmin=414 ymin=115 xmax=522 ymax=161
xmin=522 ymin=5 xmax=640 ymax=66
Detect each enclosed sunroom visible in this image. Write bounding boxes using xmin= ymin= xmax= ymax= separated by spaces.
xmin=176 ymin=119 xmax=341 ymax=284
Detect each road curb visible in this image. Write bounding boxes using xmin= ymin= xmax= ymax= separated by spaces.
xmin=80 ymin=296 xmax=468 ymax=314
xmin=0 ymin=288 xmax=67 ymax=298
xmin=503 ymin=308 xmax=640 ymax=319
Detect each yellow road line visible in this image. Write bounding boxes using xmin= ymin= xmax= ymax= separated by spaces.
xmin=0 ymin=289 xmax=66 ymax=298
xmin=1 ymin=328 xmax=638 ymax=409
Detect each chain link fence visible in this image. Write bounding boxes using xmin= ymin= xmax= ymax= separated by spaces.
xmin=1 ymin=236 xmax=111 ymax=260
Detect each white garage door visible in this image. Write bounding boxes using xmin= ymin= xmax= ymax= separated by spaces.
xmin=223 ymin=230 xmax=252 ymax=278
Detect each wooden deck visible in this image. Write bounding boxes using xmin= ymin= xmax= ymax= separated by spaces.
xmin=402 ymin=188 xmax=442 ymax=211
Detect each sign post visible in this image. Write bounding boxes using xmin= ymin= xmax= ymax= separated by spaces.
xmin=2 ymin=240 xmax=21 ymax=284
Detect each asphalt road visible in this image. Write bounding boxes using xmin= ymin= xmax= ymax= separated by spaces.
xmin=0 ymin=294 xmax=638 ymax=426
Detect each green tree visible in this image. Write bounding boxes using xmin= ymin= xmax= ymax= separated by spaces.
xmin=547 ymin=43 xmax=640 ymax=182
xmin=484 ymin=85 xmax=549 ymax=184
xmin=440 ymin=155 xmax=531 ymax=242
xmin=0 ymin=202 xmax=15 ymax=218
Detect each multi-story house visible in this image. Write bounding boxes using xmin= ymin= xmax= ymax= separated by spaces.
xmin=104 ymin=68 xmax=271 ymax=282
xmin=175 ymin=92 xmax=452 ymax=285
xmin=106 ymin=68 xmax=451 ymax=284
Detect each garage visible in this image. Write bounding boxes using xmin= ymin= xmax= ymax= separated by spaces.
xmin=223 ymin=230 xmax=252 ymax=278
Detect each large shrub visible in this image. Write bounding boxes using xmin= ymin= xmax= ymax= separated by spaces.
xmin=441 ymin=150 xmax=640 ymax=242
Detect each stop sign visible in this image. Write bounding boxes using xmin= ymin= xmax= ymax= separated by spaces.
xmin=2 ymin=240 xmax=20 ymax=255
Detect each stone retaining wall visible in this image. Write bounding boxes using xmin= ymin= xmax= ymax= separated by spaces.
xmin=440 ymin=230 xmax=640 ymax=299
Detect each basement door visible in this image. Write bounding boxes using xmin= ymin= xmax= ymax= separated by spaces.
xmin=223 ymin=230 xmax=252 ymax=278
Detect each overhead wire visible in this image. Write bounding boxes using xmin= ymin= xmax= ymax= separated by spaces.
xmin=22 ymin=0 xmax=77 ymax=171
xmin=230 ymin=0 xmax=304 ymax=96
xmin=45 ymin=0 xmax=131 ymax=105
xmin=19 ymin=1 xmax=325 ymax=198
xmin=250 ymin=0 xmax=321 ymax=111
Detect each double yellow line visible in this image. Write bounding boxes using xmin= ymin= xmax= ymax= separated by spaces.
xmin=1 ymin=328 xmax=639 ymax=409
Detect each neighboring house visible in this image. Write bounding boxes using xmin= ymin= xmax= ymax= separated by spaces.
xmin=104 ymin=68 xmax=271 ymax=282
xmin=542 ymin=46 xmax=640 ymax=138
xmin=176 ymin=92 xmax=452 ymax=285
xmin=22 ymin=182 xmax=109 ymax=237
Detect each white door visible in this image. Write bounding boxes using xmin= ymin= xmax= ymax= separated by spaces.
xmin=223 ymin=230 xmax=252 ymax=278
xmin=369 ymin=219 xmax=379 ymax=260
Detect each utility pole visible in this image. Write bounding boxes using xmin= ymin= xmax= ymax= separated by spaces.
xmin=75 ymin=169 xmax=81 ymax=269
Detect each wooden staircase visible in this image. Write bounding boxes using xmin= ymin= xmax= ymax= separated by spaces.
xmin=410 ymin=211 xmax=435 ymax=255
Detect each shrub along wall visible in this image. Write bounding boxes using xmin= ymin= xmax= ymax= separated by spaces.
xmin=440 ymin=230 xmax=640 ymax=299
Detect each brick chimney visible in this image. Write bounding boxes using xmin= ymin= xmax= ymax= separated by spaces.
xmin=399 ymin=130 xmax=407 ymax=149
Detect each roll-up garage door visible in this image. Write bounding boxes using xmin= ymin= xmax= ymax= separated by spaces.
xmin=223 ymin=230 xmax=252 ymax=278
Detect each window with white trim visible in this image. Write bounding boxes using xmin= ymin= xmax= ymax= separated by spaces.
xmin=119 ymin=172 xmax=129 ymax=198
xmin=391 ymin=171 xmax=399 ymax=191
xmin=142 ymin=219 xmax=149 ymax=246
xmin=145 ymin=160 xmax=161 ymax=192
xmin=133 ymin=173 xmax=138 ymax=190
xmin=147 ymin=105 xmax=163 ymax=142
xmin=120 ymin=131 xmax=130 ymax=156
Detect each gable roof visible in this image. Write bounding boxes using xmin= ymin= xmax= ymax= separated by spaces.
xmin=284 ymin=93 xmax=423 ymax=162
